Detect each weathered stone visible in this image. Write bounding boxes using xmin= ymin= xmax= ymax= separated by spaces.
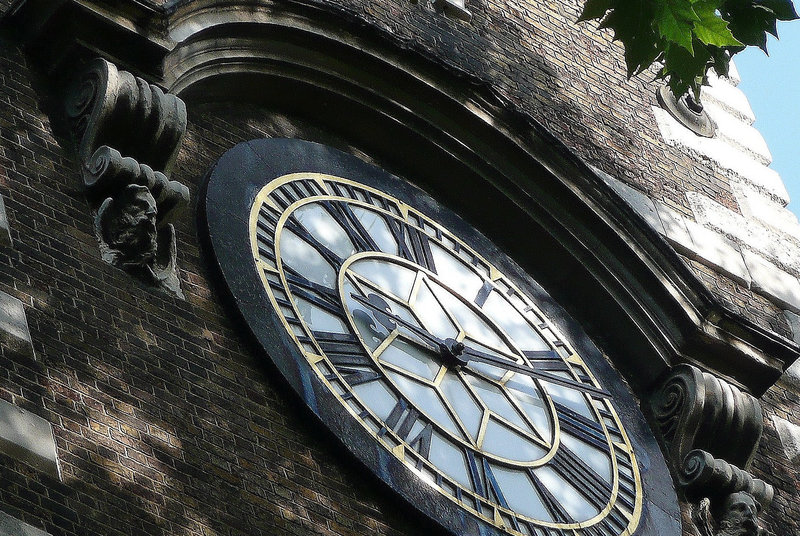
xmin=64 ymin=59 xmax=189 ymax=298
xmin=731 ymin=180 xmax=798 ymax=234
xmin=0 ymin=194 xmax=11 ymax=247
xmin=654 ymin=106 xmax=789 ymax=203
xmin=651 ymin=364 xmax=763 ymax=475
xmin=0 ymin=290 xmax=33 ymax=359
xmin=95 ymin=184 xmax=182 ymax=298
xmin=65 ymin=57 xmax=186 ymax=176
xmin=771 ymin=416 xmax=800 ymax=465
xmin=679 ymin=450 xmax=772 ymax=506
xmin=691 ymin=492 xmax=769 ymax=536
xmin=701 ymin=70 xmax=755 ymax=124
xmin=0 ymin=511 xmax=52 ymax=536
xmin=0 ymin=399 xmax=59 ymax=479
xmin=596 ymin=169 xmax=665 ymax=233
xmin=83 ymin=146 xmax=189 ymax=226
xmin=689 ymin=192 xmax=800 ymax=275
xmin=741 ymin=249 xmax=800 ymax=313
xmin=704 ymin=102 xmax=772 ymax=166
xmin=655 ymin=201 xmax=694 ymax=253
xmin=683 ymin=219 xmax=750 ymax=286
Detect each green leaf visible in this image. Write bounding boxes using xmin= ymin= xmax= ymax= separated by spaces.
xmin=693 ymin=1 xmax=744 ymax=46
xmin=578 ymin=0 xmax=797 ymax=97
xmin=662 ymin=39 xmax=713 ymax=96
xmin=708 ymin=45 xmax=734 ymax=77
xmin=579 ymin=0 xmax=613 ymax=21
xmin=724 ymin=3 xmax=776 ymax=51
xmin=759 ymin=0 xmax=799 ymax=20
xmin=655 ymin=0 xmax=700 ymax=52
xmin=599 ymin=0 xmax=662 ymax=75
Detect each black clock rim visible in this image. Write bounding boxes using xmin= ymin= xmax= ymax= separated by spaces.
xmin=200 ymin=137 xmax=679 ymax=536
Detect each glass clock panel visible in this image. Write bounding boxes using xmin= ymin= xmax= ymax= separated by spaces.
xmin=248 ymin=172 xmax=643 ymax=535
xmin=204 ymin=140 xmax=679 ymax=536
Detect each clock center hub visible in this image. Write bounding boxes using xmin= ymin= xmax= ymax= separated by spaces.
xmin=438 ymin=338 xmax=468 ymax=368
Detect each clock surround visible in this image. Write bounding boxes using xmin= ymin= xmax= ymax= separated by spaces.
xmin=201 ymin=138 xmax=680 ymax=536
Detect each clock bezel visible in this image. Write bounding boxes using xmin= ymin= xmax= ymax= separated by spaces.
xmin=201 ymin=137 xmax=679 ymax=536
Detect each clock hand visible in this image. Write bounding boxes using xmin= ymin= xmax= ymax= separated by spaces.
xmin=459 ymin=345 xmax=609 ymax=397
xmin=350 ymin=293 xmax=468 ymax=367
xmin=352 ymin=293 xmax=609 ymax=397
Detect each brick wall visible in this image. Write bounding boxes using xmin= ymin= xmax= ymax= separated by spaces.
xmin=0 ymin=39 xmax=443 ymax=536
xmin=1 ymin=0 xmax=799 ymax=534
xmin=753 ymin=383 xmax=800 ymax=534
xmin=305 ymin=0 xmax=740 ymax=216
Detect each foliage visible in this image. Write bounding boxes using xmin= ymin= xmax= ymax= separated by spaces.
xmin=579 ymin=0 xmax=798 ymax=97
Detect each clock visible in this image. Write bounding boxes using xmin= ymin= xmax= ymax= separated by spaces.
xmin=203 ymin=138 xmax=675 ymax=536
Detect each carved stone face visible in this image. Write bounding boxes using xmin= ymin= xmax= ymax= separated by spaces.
xmin=105 ymin=184 xmax=158 ymax=265
xmin=718 ymin=492 xmax=759 ymax=536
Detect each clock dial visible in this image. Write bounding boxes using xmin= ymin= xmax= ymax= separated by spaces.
xmin=248 ymin=172 xmax=643 ymax=535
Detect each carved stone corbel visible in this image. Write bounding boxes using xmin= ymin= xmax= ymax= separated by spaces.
xmin=650 ymin=364 xmax=774 ymax=536
xmin=65 ymin=58 xmax=189 ymax=297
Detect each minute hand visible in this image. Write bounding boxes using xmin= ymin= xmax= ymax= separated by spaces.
xmin=351 ymin=293 xmax=609 ymax=398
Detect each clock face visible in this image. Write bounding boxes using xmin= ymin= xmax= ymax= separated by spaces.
xmin=204 ymin=139 xmax=672 ymax=536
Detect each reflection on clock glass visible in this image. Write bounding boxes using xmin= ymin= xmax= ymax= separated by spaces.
xmin=250 ymin=174 xmax=642 ymax=536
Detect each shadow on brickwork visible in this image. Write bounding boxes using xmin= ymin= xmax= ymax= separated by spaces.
xmin=330 ymin=0 xmax=652 ymax=192
xmin=748 ymin=389 xmax=800 ymax=536
xmin=0 ymin=37 xmax=446 ymax=533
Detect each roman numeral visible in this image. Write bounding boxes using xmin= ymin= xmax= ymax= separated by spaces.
xmin=554 ymin=401 xmax=608 ymax=450
xmin=316 ymin=332 xmax=381 ymax=386
xmin=522 ymin=350 xmax=569 ymax=371
xmin=313 ymin=332 xmax=372 ymax=368
xmin=527 ymin=469 xmax=573 ymax=524
xmin=465 ymin=451 xmax=509 ymax=509
xmin=338 ymin=368 xmax=382 ymax=386
xmin=385 ymin=218 xmax=437 ymax=273
xmin=548 ymin=445 xmax=613 ymax=511
xmin=284 ymin=216 xmax=345 ymax=268
xmin=473 ymin=281 xmax=493 ymax=307
xmin=382 ymin=399 xmax=433 ymax=459
xmin=283 ymin=270 xmax=343 ymax=318
xmin=613 ymin=448 xmax=637 ymax=511
xmin=321 ymin=201 xmax=381 ymax=252
xmin=533 ymin=368 xmax=608 ymax=398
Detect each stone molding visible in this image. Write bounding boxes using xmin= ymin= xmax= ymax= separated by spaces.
xmin=599 ymin=169 xmax=800 ymax=317
xmin=651 ymin=364 xmax=764 ymax=471
xmin=771 ymin=415 xmax=800 ymax=465
xmin=0 ymin=399 xmax=59 ymax=480
xmin=65 ymin=58 xmax=189 ymax=298
xmin=65 ymin=58 xmax=186 ymax=175
xmin=650 ymin=364 xmax=773 ymax=534
xmin=0 ymin=194 xmax=11 ymax=247
xmin=0 ymin=510 xmax=52 ymax=536
xmin=0 ymin=290 xmax=34 ymax=360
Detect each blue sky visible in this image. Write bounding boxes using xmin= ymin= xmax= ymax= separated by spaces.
xmin=735 ymin=19 xmax=800 ymax=217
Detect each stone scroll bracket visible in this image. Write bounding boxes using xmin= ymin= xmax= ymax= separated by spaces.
xmin=650 ymin=364 xmax=776 ymax=536
xmin=64 ymin=58 xmax=189 ymax=298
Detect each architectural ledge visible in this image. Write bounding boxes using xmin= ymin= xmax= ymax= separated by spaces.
xmin=772 ymin=415 xmax=800 ymax=464
xmin=601 ymin=170 xmax=800 ymax=315
xmin=0 ymin=290 xmax=34 ymax=359
xmin=0 ymin=399 xmax=60 ymax=480
xmin=0 ymin=511 xmax=52 ymax=536
xmin=0 ymin=195 xmax=11 ymax=247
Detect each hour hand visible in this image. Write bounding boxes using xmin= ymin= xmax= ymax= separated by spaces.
xmin=353 ymin=292 xmax=436 ymax=339
xmin=351 ymin=293 xmax=451 ymax=352
xmin=352 ymin=293 xmax=485 ymax=368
